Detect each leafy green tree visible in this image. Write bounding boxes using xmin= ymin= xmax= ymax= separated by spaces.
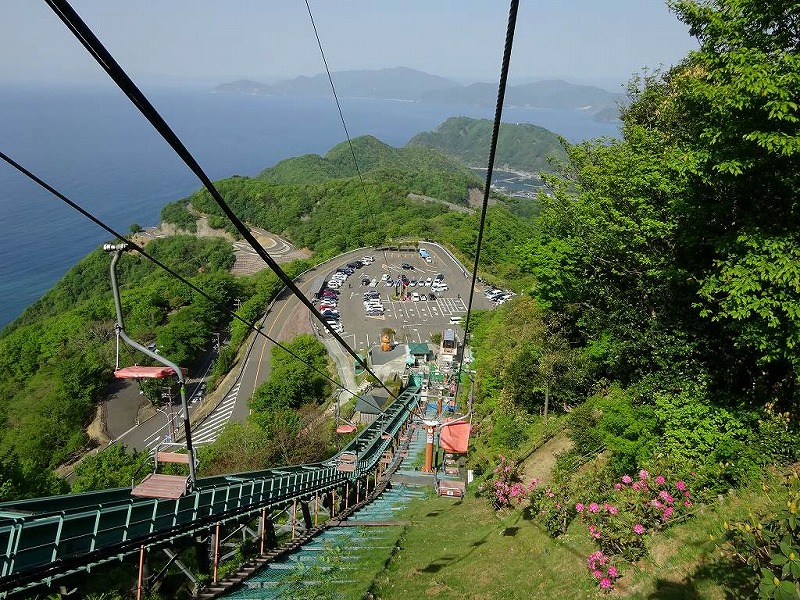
xmin=662 ymin=0 xmax=800 ymax=395
xmin=71 ymin=444 xmax=150 ymax=493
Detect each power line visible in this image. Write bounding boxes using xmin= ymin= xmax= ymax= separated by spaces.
xmin=44 ymin=0 xmax=399 ymax=403
xmin=0 ymin=150 xmax=372 ymax=407
xmin=304 ymin=0 xmax=383 ymax=237
xmin=454 ymin=0 xmax=520 ymax=400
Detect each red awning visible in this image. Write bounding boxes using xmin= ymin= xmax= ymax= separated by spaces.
xmin=439 ymin=421 xmax=471 ymax=454
xmin=114 ymin=365 xmax=177 ymax=379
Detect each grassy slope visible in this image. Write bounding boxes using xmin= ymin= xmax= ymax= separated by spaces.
xmin=365 ymin=489 xmax=758 ymax=600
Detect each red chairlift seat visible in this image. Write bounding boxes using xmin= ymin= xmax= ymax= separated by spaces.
xmin=131 ymin=451 xmax=191 ymax=499
xmin=114 ymin=365 xmax=177 ymax=379
xmin=336 ymin=423 xmax=357 ymax=434
xmin=437 ymin=479 xmax=466 ymax=498
xmin=440 ymin=420 xmax=471 ymax=455
xmin=336 ymin=451 xmax=357 ymax=473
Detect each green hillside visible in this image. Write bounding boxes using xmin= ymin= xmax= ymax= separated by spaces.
xmin=407 ymin=116 xmax=568 ymax=174
xmin=257 ymin=135 xmax=482 ymax=204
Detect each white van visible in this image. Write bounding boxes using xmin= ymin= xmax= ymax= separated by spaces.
xmin=449 ymin=315 xmax=462 ymax=325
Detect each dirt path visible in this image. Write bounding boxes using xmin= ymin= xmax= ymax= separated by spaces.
xmin=519 ymin=433 xmax=573 ymax=483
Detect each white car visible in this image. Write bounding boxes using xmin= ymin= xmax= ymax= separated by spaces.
xmin=381 ymin=273 xmax=390 ymax=281
xmin=425 ymin=277 xmax=432 ymax=286
xmin=411 ymin=292 xmax=420 ymax=302
xmin=370 ymin=278 xmax=378 ymax=287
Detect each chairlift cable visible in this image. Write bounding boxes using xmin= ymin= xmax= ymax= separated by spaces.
xmin=304 ymin=0 xmax=367 ymax=193
xmin=44 ymin=0 xmax=399 ymax=403
xmin=0 ymin=150 xmax=377 ymax=407
xmin=452 ymin=0 xmax=519 ymax=404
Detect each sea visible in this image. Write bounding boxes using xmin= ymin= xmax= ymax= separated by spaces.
xmin=0 ymin=83 xmax=620 ymax=329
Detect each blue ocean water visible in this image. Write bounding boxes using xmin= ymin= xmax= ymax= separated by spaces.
xmin=0 ymin=84 xmax=619 ymax=328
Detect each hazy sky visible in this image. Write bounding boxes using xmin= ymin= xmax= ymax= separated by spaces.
xmin=1 ymin=1 xmax=697 ymax=90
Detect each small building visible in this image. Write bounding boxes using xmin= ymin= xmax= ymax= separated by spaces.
xmin=354 ymin=390 xmax=392 ymax=425
xmin=440 ymin=328 xmax=458 ymax=362
xmin=406 ymin=342 xmax=433 ymax=366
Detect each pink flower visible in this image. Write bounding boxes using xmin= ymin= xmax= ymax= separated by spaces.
xmin=575 ymin=503 xmax=585 ymax=512
xmin=605 ymin=504 xmax=618 ymax=515
xmin=546 ymin=488 xmax=555 ymax=498
xmin=592 ymin=569 xmax=603 ymax=579
xmin=632 ymin=482 xmax=641 ymax=491
xmin=684 ymin=500 xmax=693 ymax=508
xmin=614 ymin=483 xmax=623 ymax=490
xmin=658 ymin=490 xmax=671 ymax=501
xmin=599 ymin=577 xmax=612 ymax=589
xmin=662 ymin=506 xmax=674 ymax=520
xmin=633 ymin=524 xmax=645 ymax=535
xmin=639 ymin=469 xmax=649 ymax=480
xmin=654 ymin=475 xmax=666 ymax=485
xmin=675 ymin=480 xmax=687 ymax=491
xmin=607 ymin=566 xmax=619 ymax=578
xmin=588 ymin=502 xmax=600 ymax=513
xmin=652 ymin=499 xmax=662 ymax=509
xmin=621 ymin=475 xmax=632 ymax=484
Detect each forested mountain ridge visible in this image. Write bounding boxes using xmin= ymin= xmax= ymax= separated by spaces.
xmin=256 ymin=134 xmax=483 ymax=204
xmin=407 ymin=116 xmax=568 ymax=174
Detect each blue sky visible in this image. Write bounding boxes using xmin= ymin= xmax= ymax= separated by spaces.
xmin=1 ymin=1 xmax=697 ymax=90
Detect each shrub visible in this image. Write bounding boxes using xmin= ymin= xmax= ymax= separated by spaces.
xmin=714 ymin=470 xmax=800 ymax=599
xmin=477 ymin=454 xmax=535 ymax=510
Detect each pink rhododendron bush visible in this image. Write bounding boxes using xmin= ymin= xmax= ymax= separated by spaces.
xmin=481 ymin=453 xmax=698 ymax=594
xmin=570 ymin=469 xmax=694 ymax=591
xmin=476 ymin=454 xmax=536 ymax=510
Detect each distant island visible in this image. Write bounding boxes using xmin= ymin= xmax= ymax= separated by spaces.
xmin=214 ymin=67 xmax=622 ymax=121
xmin=407 ymin=116 xmax=567 ymax=175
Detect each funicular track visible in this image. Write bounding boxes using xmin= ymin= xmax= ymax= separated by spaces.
xmin=0 ymin=386 xmax=421 ymax=599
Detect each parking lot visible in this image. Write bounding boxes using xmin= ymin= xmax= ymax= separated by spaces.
xmin=314 ymin=242 xmax=495 ymax=354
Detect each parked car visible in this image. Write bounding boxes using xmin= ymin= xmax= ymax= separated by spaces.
xmin=370 ymin=278 xmax=378 ymax=287
xmin=428 ymin=293 xmax=436 ymax=300
xmin=401 ymin=263 xmax=413 ymax=269
xmin=425 ymin=277 xmax=432 ymax=286
xmin=411 ymin=292 xmax=420 ymax=301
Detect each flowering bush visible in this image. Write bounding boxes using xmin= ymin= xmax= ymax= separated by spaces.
xmin=577 ymin=470 xmax=694 ymax=562
xmin=573 ymin=469 xmax=695 ymax=592
xmin=477 ymin=454 xmax=536 ymax=510
xmin=529 ymin=484 xmax=576 ymax=536
xmin=586 ymin=551 xmax=621 ymax=591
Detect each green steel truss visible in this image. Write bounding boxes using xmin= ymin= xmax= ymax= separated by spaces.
xmin=0 ymin=386 xmax=420 ymax=598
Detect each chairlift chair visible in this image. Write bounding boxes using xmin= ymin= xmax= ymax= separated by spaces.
xmin=131 ymin=444 xmax=193 ymax=499
xmin=105 ymin=243 xmax=197 ymax=498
